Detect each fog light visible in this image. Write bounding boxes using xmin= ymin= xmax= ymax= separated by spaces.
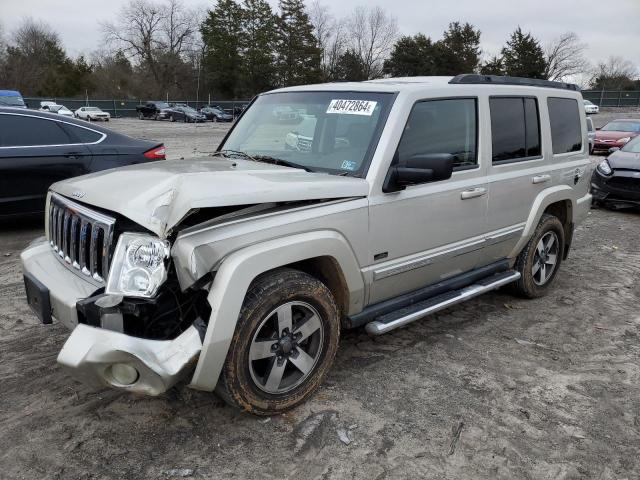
xmin=110 ymin=363 xmax=139 ymax=385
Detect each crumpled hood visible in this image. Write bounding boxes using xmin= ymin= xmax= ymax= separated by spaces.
xmin=52 ymin=157 xmax=369 ymax=237
xmin=608 ymin=150 xmax=640 ymax=170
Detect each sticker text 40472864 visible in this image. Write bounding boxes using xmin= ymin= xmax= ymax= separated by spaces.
xmin=326 ymin=99 xmax=377 ymax=116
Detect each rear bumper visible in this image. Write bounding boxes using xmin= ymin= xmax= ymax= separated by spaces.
xmin=21 ymin=239 xmax=203 ymax=395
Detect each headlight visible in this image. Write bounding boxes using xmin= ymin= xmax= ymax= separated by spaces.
xmin=106 ymin=233 xmax=170 ymax=298
xmin=596 ymin=159 xmax=612 ymax=176
xmin=619 ymin=137 xmax=631 ymax=144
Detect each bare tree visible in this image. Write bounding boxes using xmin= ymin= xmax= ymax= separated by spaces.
xmin=308 ymin=0 xmax=347 ymax=80
xmin=346 ymin=6 xmax=398 ymax=79
xmin=590 ymin=55 xmax=639 ymax=90
xmin=102 ymin=0 xmax=197 ymax=92
xmin=544 ymin=32 xmax=589 ymax=81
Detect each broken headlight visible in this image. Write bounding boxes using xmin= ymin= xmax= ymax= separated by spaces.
xmin=106 ymin=233 xmax=170 ymax=298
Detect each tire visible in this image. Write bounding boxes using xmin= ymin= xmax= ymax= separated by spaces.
xmin=512 ymin=214 xmax=565 ymax=298
xmin=183 ymin=116 xmax=188 ymax=123
xmin=170 ymin=115 xmax=175 ymax=122
xmin=213 ymin=116 xmax=218 ymax=123
xmin=216 ymin=268 xmax=340 ymax=415
xmin=138 ymin=112 xmax=144 ymax=120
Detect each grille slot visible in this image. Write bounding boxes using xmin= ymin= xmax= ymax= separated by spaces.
xmin=47 ymin=193 xmax=116 ymax=284
xmin=609 ymin=176 xmax=640 ymax=192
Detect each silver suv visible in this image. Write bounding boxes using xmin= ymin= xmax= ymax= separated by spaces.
xmin=21 ymin=75 xmax=593 ymax=414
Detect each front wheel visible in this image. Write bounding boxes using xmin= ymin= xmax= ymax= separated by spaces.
xmin=216 ymin=268 xmax=340 ymax=415
xmin=170 ymin=115 xmax=175 ymax=122
xmin=512 ymin=214 xmax=565 ymax=298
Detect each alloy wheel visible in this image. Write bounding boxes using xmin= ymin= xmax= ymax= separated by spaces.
xmin=532 ymin=231 xmax=559 ymax=285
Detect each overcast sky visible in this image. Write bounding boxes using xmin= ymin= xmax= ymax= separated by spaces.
xmin=1 ymin=0 xmax=639 ymax=75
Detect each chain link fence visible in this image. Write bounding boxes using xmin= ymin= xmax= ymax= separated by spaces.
xmin=582 ymin=90 xmax=640 ymax=107
xmin=23 ymin=97 xmax=251 ymax=117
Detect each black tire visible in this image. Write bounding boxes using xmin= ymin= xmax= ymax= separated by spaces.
xmin=512 ymin=214 xmax=565 ymax=298
xmin=213 ymin=116 xmax=218 ymax=123
xmin=138 ymin=112 xmax=144 ymax=120
xmin=183 ymin=116 xmax=188 ymax=123
xmin=216 ymin=268 xmax=340 ymax=415
xmin=170 ymin=115 xmax=175 ymax=122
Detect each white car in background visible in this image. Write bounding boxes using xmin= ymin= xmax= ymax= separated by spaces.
xmin=583 ymin=99 xmax=599 ymax=115
xmin=39 ymin=104 xmax=74 ymax=117
xmin=75 ymin=106 xmax=111 ymax=121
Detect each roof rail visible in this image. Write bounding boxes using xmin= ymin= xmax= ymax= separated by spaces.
xmin=449 ymin=74 xmax=580 ymax=91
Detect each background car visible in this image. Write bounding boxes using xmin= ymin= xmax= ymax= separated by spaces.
xmin=166 ymin=105 xmax=206 ymax=123
xmin=40 ymin=104 xmax=74 ymax=117
xmin=75 ymin=106 xmax=110 ymax=121
xmin=593 ymin=119 xmax=640 ymax=154
xmin=199 ymin=105 xmax=233 ymax=122
xmin=136 ymin=101 xmax=171 ymax=120
xmin=586 ymin=116 xmax=595 ymax=154
xmin=591 ymin=135 xmax=640 ymax=209
xmin=0 ymin=107 xmax=166 ymax=218
xmin=0 ymin=90 xmax=26 ymax=108
xmin=583 ymin=99 xmax=599 ymax=115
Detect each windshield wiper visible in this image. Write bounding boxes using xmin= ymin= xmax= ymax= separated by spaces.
xmin=253 ymin=155 xmax=314 ymax=172
xmin=211 ymin=149 xmax=255 ymax=161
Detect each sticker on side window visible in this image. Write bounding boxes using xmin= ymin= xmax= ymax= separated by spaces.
xmin=326 ymin=99 xmax=377 ymax=116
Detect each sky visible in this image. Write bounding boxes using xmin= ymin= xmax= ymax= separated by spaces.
xmin=1 ymin=0 xmax=639 ymax=76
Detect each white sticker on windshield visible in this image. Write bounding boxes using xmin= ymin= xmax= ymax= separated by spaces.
xmin=326 ymin=99 xmax=377 ymax=116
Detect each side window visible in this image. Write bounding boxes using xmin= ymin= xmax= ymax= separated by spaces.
xmin=65 ymin=125 xmax=103 ymax=144
xmin=490 ymin=97 xmax=541 ymax=163
xmin=397 ymin=98 xmax=478 ymax=170
xmin=0 ymin=114 xmax=72 ymax=147
xmin=547 ymin=97 xmax=582 ymax=154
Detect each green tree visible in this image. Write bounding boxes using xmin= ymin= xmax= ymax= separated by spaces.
xmin=201 ymin=0 xmax=244 ymax=98
xmin=276 ymin=0 xmax=322 ymax=87
xmin=334 ymin=49 xmax=366 ymax=81
xmin=480 ymin=55 xmax=504 ymax=75
xmin=434 ymin=22 xmax=481 ymax=75
xmin=501 ymin=27 xmax=547 ymax=79
xmin=383 ymin=34 xmax=436 ymax=77
xmin=240 ymin=0 xmax=278 ymax=96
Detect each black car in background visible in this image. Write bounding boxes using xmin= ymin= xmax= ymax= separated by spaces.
xmin=0 ymin=108 xmax=165 ymax=218
xmin=591 ymin=135 xmax=640 ymax=209
xmin=166 ymin=105 xmax=206 ymax=123
xmin=199 ymin=105 xmax=233 ymax=122
xmin=136 ymin=101 xmax=171 ymax=120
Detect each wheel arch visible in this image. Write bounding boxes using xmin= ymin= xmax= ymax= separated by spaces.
xmin=188 ymin=230 xmax=364 ymax=392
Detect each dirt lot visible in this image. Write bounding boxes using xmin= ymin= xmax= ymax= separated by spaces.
xmin=1 ymin=111 xmax=640 ymax=480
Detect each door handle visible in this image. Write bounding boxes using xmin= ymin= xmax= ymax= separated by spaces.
xmin=460 ymin=187 xmax=487 ymax=200
xmin=532 ymin=174 xmax=551 ymax=184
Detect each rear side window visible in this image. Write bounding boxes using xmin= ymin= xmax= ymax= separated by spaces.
xmin=547 ymin=97 xmax=582 ymax=154
xmin=0 ymin=114 xmax=72 ymax=147
xmin=397 ymin=98 xmax=478 ymax=170
xmin=490 ymin=97 xmax=541 ymax=163
xmin=65 ymin=125 xmax=103 ymax=144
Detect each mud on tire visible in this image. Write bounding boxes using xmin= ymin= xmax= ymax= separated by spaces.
xmin=512 ymin=213 xmax=565 ymax=298
xmin=216 ymin=268 xmax=340 ymax=415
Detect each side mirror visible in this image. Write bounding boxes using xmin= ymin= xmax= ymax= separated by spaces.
xmin=608 ymin=147 xmax=620 ymax=153
xmin=383 ymin=153 xmax=454 ymax=193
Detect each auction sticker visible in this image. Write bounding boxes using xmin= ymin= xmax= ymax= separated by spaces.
xmin=326 ymin=99 xmax=377 ymax=116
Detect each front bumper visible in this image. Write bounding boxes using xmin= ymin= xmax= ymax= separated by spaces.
xmin=593 ymin=140 xmax=626 ymax=152
xmin=591 ymin=170 xmax=640 ymax=207
xmin=21 ymin=239 xmax=203 ymax=395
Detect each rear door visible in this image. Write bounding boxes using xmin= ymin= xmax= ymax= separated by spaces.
xmin=0 ymin=113 xmax=92 ymax=216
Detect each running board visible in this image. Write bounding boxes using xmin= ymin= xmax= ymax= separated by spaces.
xmin=364 ymin=270 xmax=521 ymax=335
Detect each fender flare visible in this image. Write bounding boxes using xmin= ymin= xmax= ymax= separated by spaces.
xmin=188 ymin=230 xmax=364 ymax=391
xmin=508 ymin=185 xmax=576 ymax=258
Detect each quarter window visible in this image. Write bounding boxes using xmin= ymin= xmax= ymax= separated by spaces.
xmin=0 ymin=114 xmax=72 ymax=147
xmin=66 ymin=125 xmax=103 ymax=144
xmin=490 ymin=97 xmax=541 ymax=163
xmin=397 ymin=98 xmax=478 ymax=170
xmin=547 ymin=97 xmax=582 ymax=154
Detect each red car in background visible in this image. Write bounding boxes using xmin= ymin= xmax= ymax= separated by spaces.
xmin=593 ymin=119 xmax=640 ymax=154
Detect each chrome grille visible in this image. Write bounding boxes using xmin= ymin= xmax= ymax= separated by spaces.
xmin=48 ymin=193 xmax=116 ymax=284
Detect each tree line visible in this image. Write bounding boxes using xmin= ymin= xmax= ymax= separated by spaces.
xmin=0 ymin=0 xmax=638 ymax=101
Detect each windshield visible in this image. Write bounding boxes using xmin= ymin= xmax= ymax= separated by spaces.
xmin=621 ymin=136 xmax=640 ymax=153
xmin=183 ymin=107 xmax=198 ymax=114
xmin=49 ymin=106 xmax=62 ymax=112
xmin=583 ymin=100 xmax=594 ymax=105
xmin=602 ymin=121 xmax=640 ymax=133
xmin=86 ymin=107 xmax=101 ymax=112
xmin=155 ymin=102 xmax=170 ymax=109
xmin=0 ymin=95 xmax=25 ymax=107
xmin=221 ymin=91 xmax=393 ymax=176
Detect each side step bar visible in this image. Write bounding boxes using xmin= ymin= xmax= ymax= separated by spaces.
xmin=365 ymin=270 xmax=521 ymax=335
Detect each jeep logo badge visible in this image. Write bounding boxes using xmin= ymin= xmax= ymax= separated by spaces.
xmin=71 ymin=191 xmax=85 ymax=199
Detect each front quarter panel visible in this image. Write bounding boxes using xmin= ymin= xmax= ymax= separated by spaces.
xmin=188 ymin=230 xmax=364 ymax=392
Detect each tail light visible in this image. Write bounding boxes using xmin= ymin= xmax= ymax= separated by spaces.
xmin=144 ymin=145 xmax=166 ymax=160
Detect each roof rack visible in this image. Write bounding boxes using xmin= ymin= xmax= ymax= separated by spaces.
xmin=449 ymin=74 xmax=580 ymax=91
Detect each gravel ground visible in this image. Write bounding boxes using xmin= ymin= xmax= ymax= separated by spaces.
xmin=1 ymin=111 xmax=639 ymax=480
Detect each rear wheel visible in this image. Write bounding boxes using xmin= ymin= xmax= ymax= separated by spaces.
xmin=512 ymin=214 xmax=564 ymax=298
xmin=216 ymin=268 xmax=340 ymax=415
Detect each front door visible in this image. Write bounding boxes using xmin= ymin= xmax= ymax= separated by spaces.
xmin=367 ymin=97 xmax=489 ymax=304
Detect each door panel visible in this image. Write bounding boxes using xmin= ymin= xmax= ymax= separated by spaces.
xmin=366 ymin=97 xmax=487 ymax=304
